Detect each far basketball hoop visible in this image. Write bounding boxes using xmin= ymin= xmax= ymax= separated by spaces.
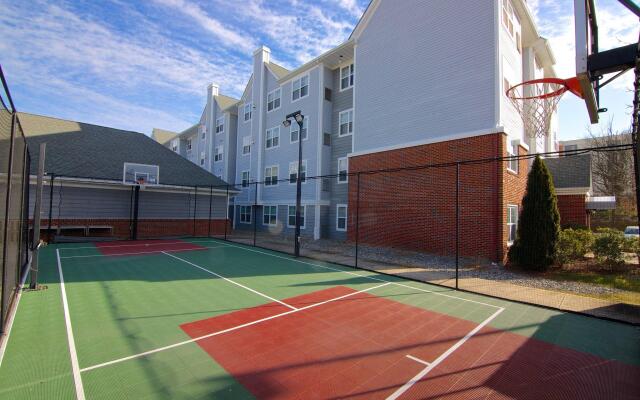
xmin=506 ymin=77 xmax=584 ymax=139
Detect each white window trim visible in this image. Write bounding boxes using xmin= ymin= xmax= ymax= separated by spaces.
xmin=288 ymin=160 xmax=308 ymax=185
xmin=243 ymin=102 xmax=252 ymax=122
xmin=264 ymin=165 xmax=279 ymax=187
xmin=214 ymin=146 xmax=223 ymax=163
xmin=338 ymin=108 xmax=354 ymax=137
xmin=265 ymin=126 xmax=280 ymax=150
xmin=241 ymin=170 xmax=250 ymax=188
xmin=507 ymin=204 xmax=518 ymax=245
xmin=507 ymin=142 xmax=519 ymax=174
xmin=267 ymin=88 xmax=282 ymax=113
xmin=336 ymin=204 xmax=347 ymax=232
xmin=262 ymin=205 xmax=278 ymax=226
xmin=289 ymin=117 xmax=309 ymax=143
xmin=239 ymin=205 xmax=252 ymax=224
xmin=337 ymin=157 xmax=348 ymax=183
xmin=340 ymin=63 xmax=354 ymax=92
xmin=215 ymin=116 xmax=225 ymax=134
xmin=502 ymin=0 xmax=521 ymax=51
xmin=287 ymin=205 xmax=306 ymax=229
xmin=291 ymin=74 xmax=310 ymax=103
xmin=242 ymin=136 xmax=252 ymax=156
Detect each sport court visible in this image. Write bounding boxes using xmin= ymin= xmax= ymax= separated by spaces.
xmin=1 ymin=238 xmax=638 ymax=399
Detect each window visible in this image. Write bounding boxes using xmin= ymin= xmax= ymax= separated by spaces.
xmin=215 ymin=117 xmax=224 ymax=134
xmin=289 ymin=160 xmax=307 ymax=184
xmin=288 ymin=205 xmax=305 ymax=229
xmin=507 ymin=205 xmax=518 ymax=244
xmin=502 ymin=0 xmax=521 ymax=51
xmin=241 ymin=171 xmax=250 ymax=188
xmin=200 ymin=125 xmax=206 ymax=139
xmin=507 ymin=142 xmax=518 ymax=173
xmin=267 ymin=88 xmax=281 ymax=112
xmin=243 ymin=103 xmax=252 ymax=122
xmin=266 ymin=127 xmax=280 ymax=149
xmin=263 ymin=205 xmax=277 ymax=226
xmin=200 ymin=151 xmax=205 ymax=166
xmin=290 ymin=117 xmax=308 ymax=143
xmin=292 ymin=75 xmax=309 ymax=101
xmin=337 ymin=157 xmax=348 ymax=183
xmin=264 ymin=165 xmax=279 ymax=186
xmin=564 ymin=144 xmax=578 ymax=152
xmin=324 ymin=87 xmax=332 ymax=101
xmin=171 ymin=139 xmax=178 ymax=152
xmin=339 ymin=109 xmax=353 ymax=136
xmin=340 ymin=64 xmax=354 ymax=90
xmin=239 ymin=206 xmax=252 ymax=224
xmin=186 ymin=138 xmax=192 ymax=151
xmin=323 ymin=133 xmax=331 ymax=146
xmin=336 ymin=205 xmax=347 ymax=231
xmin=242 ymin=136 xmax=252 ymax=155
xmin=214 ymin=146 xmax=223 ymax=162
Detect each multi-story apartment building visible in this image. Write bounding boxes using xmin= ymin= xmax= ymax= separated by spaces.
xmin=154 ymin=0 xmax=559 ymax=262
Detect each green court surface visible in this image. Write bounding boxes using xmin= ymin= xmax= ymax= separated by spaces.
xmin=0 ymin=238 xmax=638 ymax=399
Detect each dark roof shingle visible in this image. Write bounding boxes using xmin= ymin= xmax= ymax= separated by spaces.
xmin=18 ymin=112 xmax=227 ymax=187
xmin=544 ymin=154 xmax=592 ymax=189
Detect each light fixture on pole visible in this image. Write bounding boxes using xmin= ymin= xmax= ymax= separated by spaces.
xmin=283 ymin=110 xmax=304 ymax=257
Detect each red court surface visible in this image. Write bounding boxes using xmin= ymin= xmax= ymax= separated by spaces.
xmin=181 ymin=286 xmax=640 ymax=400
xmin=95 ymin=239 xmax=207 ymax=256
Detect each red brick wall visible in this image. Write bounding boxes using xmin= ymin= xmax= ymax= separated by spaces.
xmin=37 ymin=218 xmax=230 ymax=240
xmin=556 ymin=195 xmax=589 ymax=228
xmin=500 ymin=144 xmax=529 ymax=262
xmin=347 ymin=133 xmax=526 ymax=262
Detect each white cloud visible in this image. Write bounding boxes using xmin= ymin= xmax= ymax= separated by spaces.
xmin=152 ymin=0 xmax=256 ymax=54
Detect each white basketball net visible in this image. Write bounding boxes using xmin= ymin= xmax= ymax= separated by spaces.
xmin=507 ymin=81 xmax=567 ymax=139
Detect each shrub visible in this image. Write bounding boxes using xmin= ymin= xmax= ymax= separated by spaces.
xmin=622 ymin=237 xmax=639 ymax=254
xmin=556 ymin=228 xmax=594 ymax=266
xmin=508 ymin=156 xmax=560 ymax=271
xmin=592 ymin=228 xmax=625 ymax=266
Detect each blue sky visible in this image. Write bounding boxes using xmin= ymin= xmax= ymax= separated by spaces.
xmin=0 ymin=0 xmax=637 ymax=140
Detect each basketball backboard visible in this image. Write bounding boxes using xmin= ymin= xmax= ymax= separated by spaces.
xmin=123 ymin=162 xmax=159 ymax=185
xmin=574 ymin=0 xmax=600 ymax=123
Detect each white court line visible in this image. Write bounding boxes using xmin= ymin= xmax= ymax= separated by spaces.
xmin=0 ymin=257 xmax=30 ymax=368
xmin=56 ymin=249 xmax=86 ymax=400
xmin=59 ymin=246 xmax=227 ymax=259
xmin=58 ymin=240 xmax=203 ymax=251
xmin=405 ymin=355 xmax=430 ymax=366
xmin=81 ymin=282 xmax=391 ymax=372
xmin=386 ymin=306 xmax=505 ymax=400
xmin=205 ymin=239 xmax=502 ymax=309
xmin=162 ymin=251 xmax=297 ymax=311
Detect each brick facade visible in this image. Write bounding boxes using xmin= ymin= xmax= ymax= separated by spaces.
xmin=347 ymin=133 xmax=528 ymax=263
xmin=37 ymin=218 xmax=230 ymax=240
xmin=556 ymin=194 xmax=590 ymax=228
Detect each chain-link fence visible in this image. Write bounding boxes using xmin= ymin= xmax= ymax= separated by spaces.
xmin=0 ymin=67 xmax=31 ymax=333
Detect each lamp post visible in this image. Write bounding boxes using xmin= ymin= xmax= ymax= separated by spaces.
xmin=283 ymin=111 xmax=304 ymax=257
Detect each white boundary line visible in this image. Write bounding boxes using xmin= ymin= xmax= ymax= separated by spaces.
xmin=56 ymin=249 xmax=86 ymax=400
xmin=81 ymin=282 xmax=391 ymax=372
xmin=162 ymin=251 xmax=298 ymax=311
xmin=0 ymin=258 xmax=30 ymax=368
xmin=405 ymin=355 xmax=430 ymax=366
xmin=386 ymin=307 xmax=505 ymax=400
xmin=203 ymin=239 xmax=502 ymax=309
xmin=59 ymin=240 xmax=198 ymax=251
xmin=59 ymin=246 xmax=227 ymax=259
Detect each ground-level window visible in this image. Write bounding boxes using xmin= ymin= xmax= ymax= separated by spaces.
xmin=287 ymin=205 xmax=305 ymax=229
xmin=263 ymin=205 xmax=277 ymax=226
xmin=241 ymin=171 xmax=250 ymax=188
xmin=507 ymin=205 xmax=518 ymax=244
xmin=336 ymin=205 xmax=347 ymax=231
xmin=337 ymin=157 xmax=348 ymax=183
xmin=240 ymin=206 xmax=251 ymax=224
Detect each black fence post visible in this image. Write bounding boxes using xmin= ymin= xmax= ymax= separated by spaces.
xmin=48 ymin=173 xmax=55 ymax=241
xmin=225 ymin=184 xmax=229 ymax=240
xmin=128 ymin=185 xmax=134 ymax=240
xmin=0 ymin=112 xmax=17 ymax=333
xmin=253 ymin=182 xmax=258 ymax=247
xmin=355 ymin=172 xmax=361 ymax=268
xmin=132 ymin=185 xmax=140 ymax=240
xmin=208 ymin=186 xmax=213 ymax=238
xmin=455 ymin=162 xmax=460 ymax=290
xmin=193 ymin=186 xmax=198 ymax=237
